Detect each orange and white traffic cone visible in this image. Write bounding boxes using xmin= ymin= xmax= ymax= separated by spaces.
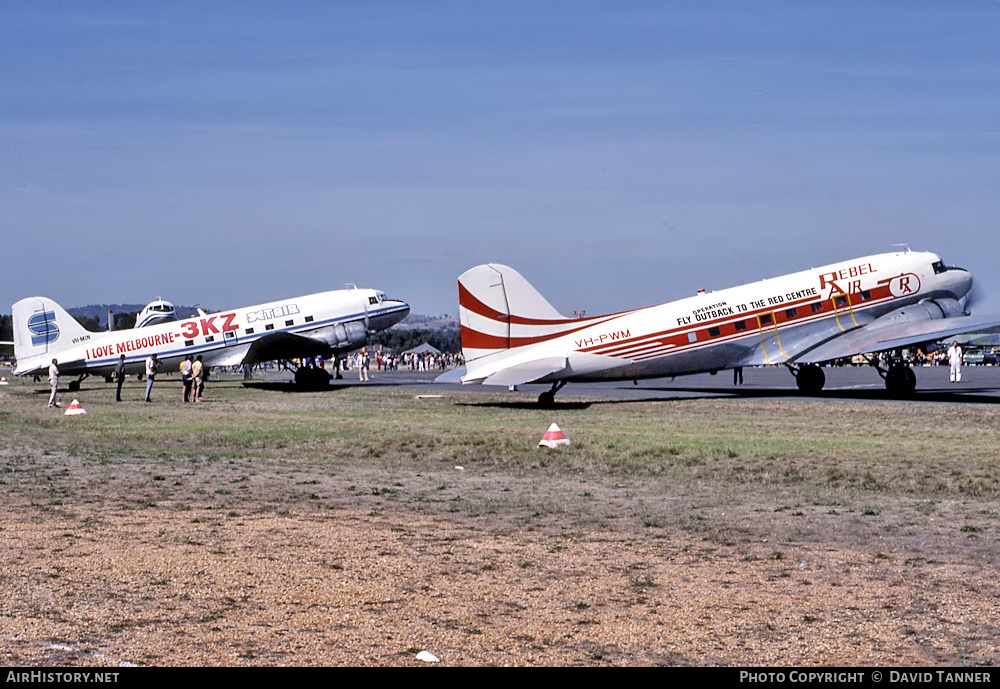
xmin=64 ymin=399 xmax=87 ymax=416
xmin=538 ymin=423 xmax=570 ymax=448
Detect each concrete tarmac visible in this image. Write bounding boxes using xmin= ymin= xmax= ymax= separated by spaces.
xmin=272 ymin=363 xmax=1000 ymax=404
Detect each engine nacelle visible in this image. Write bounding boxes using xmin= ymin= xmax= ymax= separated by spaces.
xmin=870 ymin=298 xmax=967 ymax=327
xmin=309 ymin=320 xmax=369 ymax=354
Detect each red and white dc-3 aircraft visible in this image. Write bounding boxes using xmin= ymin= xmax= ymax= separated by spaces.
xmin=456 ymin=249 xmax=1000 ymax=404
xmin=12 ymin=288 xmax=409 ymax=389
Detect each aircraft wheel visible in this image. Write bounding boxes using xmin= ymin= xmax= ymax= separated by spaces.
xmin=538 ymin=390 xmax=556 ymax=407
xmin=294 ymin=366 xmax=332 ymax=390
xmin=795 ymin=364 xmax=825 ymax=394
xmin=68 ymin=380 xmax=81 ymax=392
xmin=885 ymin=364 xmax=916 ymax=396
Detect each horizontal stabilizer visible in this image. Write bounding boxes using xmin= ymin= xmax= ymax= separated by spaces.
xmin=434 ymin=366 xmax=466 ymax=383
xmin=469 ymin=357 xmax=568 ymax=387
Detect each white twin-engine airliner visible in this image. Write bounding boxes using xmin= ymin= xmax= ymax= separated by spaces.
xmin=12 ymin=288 xmax=409 ymax=388
xmin=457 ymin=249 xmax=999 ymax=404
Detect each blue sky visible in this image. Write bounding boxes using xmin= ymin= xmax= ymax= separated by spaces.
xmin=4 ymin=1 xmax=1000 ymax=317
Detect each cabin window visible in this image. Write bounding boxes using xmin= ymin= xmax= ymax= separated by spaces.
xmin=305 ymin=316 xmax=314 ymax=323
xmin=266 ymin=324 xmax=274 ymax=331
xmin=734 ymin=320 xmax=747 ymax=332
xmin=785 ymin=308 xmax=798 ymax=319
xmin=811 ymin=303 xmax=823 ymax=313
xmin=759 ymin=314 xmax=773 ymax=326
xmin=835 ymin=295 xmax=848 ymax=308
xmin=285 ymin=320 xmax=294 ymax=327
xmin=708 ymin=327 xmax=720 ymax=338
xmin=245 ymin=328 xmax=254 ymax=335
xmin=205 ymin=336 xmax=215 ymax=343
xmin=861 ymin=290 xmax=872 ymax=300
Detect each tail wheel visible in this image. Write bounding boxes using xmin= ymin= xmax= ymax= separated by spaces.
xmin=795 ymin=364 xmax=825 ymax=394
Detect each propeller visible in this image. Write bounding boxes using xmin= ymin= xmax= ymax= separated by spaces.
xmin=962 ymin=283 xmax=984 ymax=315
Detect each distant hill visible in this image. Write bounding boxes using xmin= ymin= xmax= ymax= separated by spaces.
xmin=392 ymin=314 xmax=459 ymax=331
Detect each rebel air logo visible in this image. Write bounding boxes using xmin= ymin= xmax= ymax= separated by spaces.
xmin=27 ymin=311 xmax=59 ymax=346
xmin=882 ymin=273 xmax=920 ymax=298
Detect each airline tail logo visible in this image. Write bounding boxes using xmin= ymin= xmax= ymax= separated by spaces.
xmin=27 ymin=311 xmax=59 ymax=346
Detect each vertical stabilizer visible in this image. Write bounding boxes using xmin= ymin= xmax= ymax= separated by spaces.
xmin=12 ymin=297 xmax=91 ymax=374
xmin=458 ymin=263 xmax=615 ymax=367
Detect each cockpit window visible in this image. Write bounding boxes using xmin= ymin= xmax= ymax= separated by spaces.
xmin=933 ymin=260 xmax=966 ymax=274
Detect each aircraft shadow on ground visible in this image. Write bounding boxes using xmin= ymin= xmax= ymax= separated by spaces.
xmin=240 ymin=380 xmax=424 ymax=393
xmin=628 ymin=385 xmax=1000 ymax=404
xmin=457 ymin=400 xmax=594 ymax=410
xmin=461 ymin=386 xmax=1000 ymax=407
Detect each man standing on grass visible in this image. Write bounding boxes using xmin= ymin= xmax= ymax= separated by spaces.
xmin=114 ymin=355 xmax=127 ymax=402
xmin=47 ymin=358 xmax=60 ymax=408
xmin=144 ymin=353 xmax=159 ymax=402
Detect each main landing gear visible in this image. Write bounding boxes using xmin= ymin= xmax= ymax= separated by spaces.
xmin=788 ymin=357 xmax=917 ymax=397
xmin=538 ymin=381 xmax=566 ymax=407
xmin=787 ymin=363 xmax=825 ymax=394
xmin=294 ymin=362 xmax=332 ymax=390
xmin=878 ymin=358 xmax=917 ymax=397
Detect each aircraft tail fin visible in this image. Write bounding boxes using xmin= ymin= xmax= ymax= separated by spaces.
xmin=12 ymin=297 xmax=92 ymax=374
xmin=458 ymin=264 xmax=595 ymax=364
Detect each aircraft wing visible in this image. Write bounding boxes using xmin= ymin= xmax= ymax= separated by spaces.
xmin=794 ymin=313 xmax=1000 ymax=364
xmin=240 ymin=331 xmax=333 ymax=367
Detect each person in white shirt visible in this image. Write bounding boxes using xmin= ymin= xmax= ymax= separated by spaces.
xmin=47 ymin=359 xmax=60 ymax=408
xmin=144 ymin=354 xmax=159 ymax=402
xmin=947 ymin=341 xmax=963 ymax=383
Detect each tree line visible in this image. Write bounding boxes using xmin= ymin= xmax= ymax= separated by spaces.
xmin=373 ymin=328 xmax=461 ymax=354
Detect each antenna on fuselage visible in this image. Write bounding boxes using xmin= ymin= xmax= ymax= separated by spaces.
xmin=891 ymin=243 xmax=911 ymax=253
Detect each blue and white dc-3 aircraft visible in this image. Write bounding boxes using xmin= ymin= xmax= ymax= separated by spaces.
xmin=456 ymin=249 xmax=1000 ymax=404
xmin=12 ymin=287 xmax=409 ymax=388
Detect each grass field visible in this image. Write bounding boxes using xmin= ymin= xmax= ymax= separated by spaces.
xmin=6 ymin=372 xmax=1000 ymax=493
xmin=2 ymin=370 xmax=999 ymax=665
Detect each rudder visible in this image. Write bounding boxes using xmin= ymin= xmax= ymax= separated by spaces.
xmin=12 ymin=297 xmax=91 ymax=374
xmin=458 ymin=264 xmax=581 ymax=362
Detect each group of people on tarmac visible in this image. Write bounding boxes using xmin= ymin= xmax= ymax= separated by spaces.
xmin=115 ymin=353 xmax=207 ymax=403
xmin=45 ymin=353 xmax=207 ymax=407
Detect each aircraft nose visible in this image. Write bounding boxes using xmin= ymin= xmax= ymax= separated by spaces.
xmin=370 ymin=299 xmax=410 ymax=331
xmin=949 ymin=268 xmax=973 ymax=300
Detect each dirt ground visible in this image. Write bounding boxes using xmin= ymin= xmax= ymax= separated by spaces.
xmin=3 ymin=440 xmax=999 ymax=667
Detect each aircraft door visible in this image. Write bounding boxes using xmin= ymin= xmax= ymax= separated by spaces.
xmin=755 ymin=312 xmax=789 ymax=365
